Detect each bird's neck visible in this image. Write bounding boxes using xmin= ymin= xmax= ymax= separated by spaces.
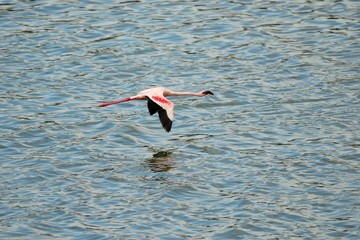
xmin=166 ymin=91 xmax=201 ymax=97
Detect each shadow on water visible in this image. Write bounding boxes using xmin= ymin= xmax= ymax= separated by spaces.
xmin=144 ymin=150 xmax=175 ymax=173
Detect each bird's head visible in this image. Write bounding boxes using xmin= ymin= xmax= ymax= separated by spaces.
xmin=200 ymin=90 xmax=214 ymax=96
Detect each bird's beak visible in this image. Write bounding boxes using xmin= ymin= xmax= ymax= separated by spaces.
xmin=203 ymin=90 xmax=214 ymax=95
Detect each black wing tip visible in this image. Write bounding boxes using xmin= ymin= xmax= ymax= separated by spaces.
xmin=161 ymin=116 xmax=172 ymax=132
xmin=164 ymin=121 xmax=172 ymax=132
xmin=158 ymin=110 xmax=173 ymax=132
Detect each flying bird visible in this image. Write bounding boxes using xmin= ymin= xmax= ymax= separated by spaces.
xmin=99 ymin=87 xmax=214 ymax=132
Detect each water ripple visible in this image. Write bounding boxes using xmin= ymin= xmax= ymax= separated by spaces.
xmin=1 ymin=0 xmax=359 ymax=239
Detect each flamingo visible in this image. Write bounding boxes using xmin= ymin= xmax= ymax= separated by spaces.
xmin=99 ymin=87 xmax=214 ymax=132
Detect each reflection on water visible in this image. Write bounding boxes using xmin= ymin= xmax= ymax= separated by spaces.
xmin=145 ymin=150 xmax=174 ymax=172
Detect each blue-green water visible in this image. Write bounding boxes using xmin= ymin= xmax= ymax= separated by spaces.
xmin=1 ymin=0 xmax=359 ymax=239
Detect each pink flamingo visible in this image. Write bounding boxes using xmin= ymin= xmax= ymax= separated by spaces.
xmin=99 ymin=87 xmax=214 ymax=132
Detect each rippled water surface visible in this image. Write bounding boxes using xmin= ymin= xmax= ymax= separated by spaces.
xmin=1 ymin=0 xmax=359 ymax=239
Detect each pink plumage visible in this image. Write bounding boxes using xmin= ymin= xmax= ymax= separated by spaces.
xmin=99 ymin=87 xmax=214 ymax=132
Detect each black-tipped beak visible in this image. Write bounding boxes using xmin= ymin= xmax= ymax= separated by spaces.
xmin=203 ymin=90 xmax=214 ymax=95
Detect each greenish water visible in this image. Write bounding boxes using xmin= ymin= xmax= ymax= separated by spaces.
xmin=1 ymin=0 xmax=359 ymax=239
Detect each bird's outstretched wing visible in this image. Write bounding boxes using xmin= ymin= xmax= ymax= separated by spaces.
xmin=146 ymin=95 xmax=174 ymax=132
xmin=147 ymin=98 xmax=159 ymax=116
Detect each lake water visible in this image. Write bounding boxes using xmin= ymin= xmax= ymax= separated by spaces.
xmin=1 ymin=0 xmax=359 ymax=239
